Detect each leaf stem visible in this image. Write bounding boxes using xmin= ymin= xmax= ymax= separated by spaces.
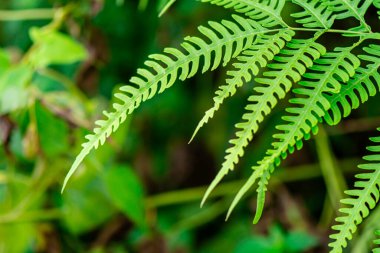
xmin=146 ymin=157 xmax=359 ymax=208
xmin=0 ymin=9 xmax=55 ymax=21
xmin=290 ymin=27 xmax=380 ymax=39
xmin=315 ymin=127 xmax=347 ymax=211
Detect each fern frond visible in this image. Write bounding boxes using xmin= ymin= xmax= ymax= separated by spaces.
xmin=374 ymin=230 xmax=380 ymax=253
xmin=201 ymin=35 xmax=326 ymax=205
xmin=374 ymin=0 xmax=380 ymax=19
xmin=201 ymin=0 xmax=288 ymax=28
xmin=192 ymin=29 xmax=294 ymax=142
xmin=251 ymin=166 xmax=271 ymax=223
xmin=226 ymin=163 xmax=274 ymax=221
xmin=324 ymin=0 xmax=372 ymax=32
xmin=324 ymin=44 xmax=380 ymax=125
xmin=291 ymin=0 xmax=335 ymax=28
xmin=329 ymin=128 xmax=380 ymax=253
xmin=228 ymin=45 xmax=361 ymax=220
xmin=62 ymin=15 xmax=267 ymax=190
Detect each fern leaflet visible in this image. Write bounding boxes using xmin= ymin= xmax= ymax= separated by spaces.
xmin=324 ymin=0 xmax=372 ymax=32
xmin=191 ymin=29 xmax=294 ymax=142
xmin=324 ymin=44 xmax=380 ymax=125
xmin=329 ymin=128 xmax=380 ymax=253
xmin=291 ymin=0 xmax=335 ymax=29
xmin=374 ymin=230 xmax=380 ymax=253
xmin=228 ymin=45 xmax=361 ymax=221
xmin=201 ymin=0 xmax=288 ymax=28
xmin=375 ymin=0 xmax=380 ymax=19
xmin=202 ymin=35 xmax=326 ymax=205
xmin=62 ymin=15 xmax=268 ymax=190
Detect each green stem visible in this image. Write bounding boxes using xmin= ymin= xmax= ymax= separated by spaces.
xmin=159 ymin=0 xmax=177 ymax=17
xmin=1 ymin=159 xmax=60 ymax=224
xmin=352 ymin=205 xmax=380 ymax=253
xmin=146 ymin=157 xmax=359 ymax=208
xmin=291 ymin=27 xmax=380 ymax=39
xmin=315 ymin=127 xmax=347 ymax=212
xmin=169 ymin=199 xmax=230 ymax=233
xmin=0 ymin=9 xmax=55 ymax=21
xmin=318 ymin=195 xmax=335 ymax=229
xmin=0 ymin=209 xmax=62 ymax=223
xmin=138 ymin=0 xmax=149 ymax=11
xmin=38 ymin=68 xmax=90 ymax=108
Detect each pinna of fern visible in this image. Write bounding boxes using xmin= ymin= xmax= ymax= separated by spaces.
xmin=374 ymin=230 xmax=380 ymax=252
xmin=233 ymin=42 xmax=380 ymax=252
xmin=197 ymin=0 xmax=338 ymax=203
xmin=61 ymin=14 xmax=264 ymax=190
xmin=62 ymin=1 xmax=380 ymax=253
xmin=201 ymin=34 xmax=327 ymax=206
xmin=324 ymin=44 xmax=380 ymax=125
xmin=200 ymin=0 xmax=380 ymax=232
xmin=190 ymin=29 xmax=295 ymax=142
xmin=329 ymin=128 xmax=380 ymax=253
xmin=199 ymin=0 xmax=380 ymax=207
xmin=201 ymin=0 xmax=288 ymax=28
xmin=225 ymin=43 xmax=362 ymax=221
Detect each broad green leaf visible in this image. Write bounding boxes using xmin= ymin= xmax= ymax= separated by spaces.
xmin=29 ymin=27 xmax=87 ymax=68
xmin=0 ymin=49 xmax=10 ymax=76
xmin=234 ymin=238 xmax=282 ymax=253
xmin=0 ymin=221 xmax=35 ymax=252
xmin=284 ymin=231 xmax=318 ymax=252
xmin=35 ymin=102 xmax=69 ymax=157
xmin=0 ymin=176 xmax=37 ymax=253
xmin=233 ymin=225 xmax=284 ymax=253
xmin=43 ymin=91 xmax=88 ymax=126
xmin=104 ymin=165 xmax=146 ymax=227
xmin=61 ymin=167 xmax=116 ymax=235
xmin=0 ymin=64 xmax=33 ymax=114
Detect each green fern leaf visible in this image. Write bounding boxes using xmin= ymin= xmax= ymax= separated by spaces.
xmin=191 ymin=29 xmax=294 ymax=142
xmin=227 ymin=45 xmax=361 ymax=221
xmin=226 ymin=163 xmax=274 ymax=221
xmin=374 ymin=0 xmax=380 ymax=19
xmin=374 ymin=230 xmax=380 ymax=253
xmin=324 ymin=0 xmax=372 ymax=32
xmin=324 ymin=44 xmax=380 ymax=125
xmin=62 ymin=15 xmax=267 ymax=191
xmin=202 ymin=35 xmax=326 ymax=205
xmin=329 ymin=128 xmax=380 ymax=253
xmin=291 ymin=0 xmax=335 ymax=28
xmin=251 ymin=166 xmax=271 ymax=223
xmin=201 ymin=0 xmax=288 ymax=28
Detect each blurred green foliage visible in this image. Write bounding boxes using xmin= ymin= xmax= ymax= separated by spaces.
xmin=0 ymin=0 xmax=379 ymax=252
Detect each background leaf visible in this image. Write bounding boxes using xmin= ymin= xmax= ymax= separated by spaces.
xmin=0 ymin=65 xmax=33 ymax=113
xmin=104 ymin=165 xmax=146 ymax=227
xmin=35 ymin=101 xmax=69 ymax=157
xmin=29 ymin=27 xmax=87 ymax=68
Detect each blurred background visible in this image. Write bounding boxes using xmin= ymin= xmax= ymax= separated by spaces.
xmin=1 ymin=0 xmax=380 ymax=252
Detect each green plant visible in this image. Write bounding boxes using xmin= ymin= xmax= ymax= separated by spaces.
xmin=329 ymin=129 xmax=380 ymax=252
xmin=374 ymin=230 xmax=380 ymax=252
xmin=62 ymin=0 xmax=380 ymax=252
